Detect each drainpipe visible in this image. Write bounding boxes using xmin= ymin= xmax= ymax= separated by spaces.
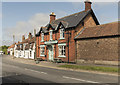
xmin=66 ymin=31 xmax=71 ymax=63
xmin=75 ymin=40 xmax=77 ymax=64
xmin=55 ymin=32 xmax=56 ymax=58
xmin=68 ymin=32 xmax=69 ymax=63
xmin=34 ymin=35 xmax=37 ymax=60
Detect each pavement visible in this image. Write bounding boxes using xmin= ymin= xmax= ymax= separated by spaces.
xmin=1 ymin=55 xmax=119 ymax=84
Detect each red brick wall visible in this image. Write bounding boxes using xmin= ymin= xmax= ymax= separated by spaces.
xmin=36 ymin=13 xmax=97 ymax=62
xmin=76 ymin=37 xmax=119 ymax=61
xmin=36 ymin=28 xmax=76 ymax=62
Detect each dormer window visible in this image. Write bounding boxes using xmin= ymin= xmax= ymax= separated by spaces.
xmin=60 ymin=28 xmax=65 ymax=39
xmin=41 ymin=33 xmax=44 ymax=42
xmin=50 ymin=30 xmax=53 ymax=40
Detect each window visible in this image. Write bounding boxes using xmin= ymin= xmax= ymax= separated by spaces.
xmin=30 ymin=51 xmax=32 ymax=57
xmin=41 ymin=33 xmax=44 ymax=42
xmin=40 ymin=47 xmax=45 ymax=56
xmin=20 ymin=45 xmax=22 ymax=49
xmin=50 ymin=30 xmax=52 ymax=40
xmin=30 ymin=44 xmax=32 ymax=49
xmin=60 ymin=29 xmax=65 ymax=39
xmin=59 ymin=45 xmax=66 ymax=57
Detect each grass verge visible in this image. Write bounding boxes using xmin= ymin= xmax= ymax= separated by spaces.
xmin=58 ymin=64 xmax=119 ymax=73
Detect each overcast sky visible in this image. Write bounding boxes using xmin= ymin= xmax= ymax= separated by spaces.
xmin=1 ymin=1 xmax=118 ymax=46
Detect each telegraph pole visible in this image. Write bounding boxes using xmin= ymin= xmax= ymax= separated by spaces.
xmin=13 ymin=35 xmax=15 ymax=44
xmin=13 ymin=35 xmax=15 ymax=56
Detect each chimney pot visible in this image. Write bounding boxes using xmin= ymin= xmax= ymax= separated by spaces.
xmin=84 ymin=0 xmax=92 ymax=11
xmin=50 ymin=12 xmax=56 ymax=23
xmin=22 ymin=35 xmax=25 ymax=41
xmin=28 ymin=32 xmax=32 ymax=39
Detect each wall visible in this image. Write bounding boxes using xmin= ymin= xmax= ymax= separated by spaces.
xmin=76 ymin=37 xmax=119 ymax=63
xmin=36 ymin=13 xmax=98 ymax=62
xmin=75 ymin=14 xmax=97 ymax=36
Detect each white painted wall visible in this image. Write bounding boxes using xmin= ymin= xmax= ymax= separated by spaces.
xmin=13 ymin=43 xmax=35 ymax=60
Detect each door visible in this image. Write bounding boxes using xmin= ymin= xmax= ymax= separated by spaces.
xmin=48 ymin=45 xmax=54 ymax=61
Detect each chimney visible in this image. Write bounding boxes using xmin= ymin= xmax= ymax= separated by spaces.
xmin=22 ymin=35 xmax=25 ymax=41
xmin=50 ymin=12 xmax=56 ymax=23
xmin=84 ymin=0 xmax=92 ymax=11
xmin=28 ymin=32 xmax=32 ymax=39
xmin=34 ymin=29 xmax=36 ymax=36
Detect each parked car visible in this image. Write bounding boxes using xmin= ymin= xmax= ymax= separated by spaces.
xmin=0 ymin=51 xmax=4 ymax=55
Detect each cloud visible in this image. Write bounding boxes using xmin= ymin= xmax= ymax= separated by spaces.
xmin=0 ymin=13 xmax=2 ymax=19
xmin=3 ymin=10 xmax=69 ymax=46
xmin=3 ymin=13 xmax=49 ymax=45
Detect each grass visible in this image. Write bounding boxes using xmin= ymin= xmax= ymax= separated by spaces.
xmin=58 ymin=64 xmax=119 ymax=73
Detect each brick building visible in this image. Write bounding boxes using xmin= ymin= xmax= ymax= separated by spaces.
xmin=35 ymin=1 xmax=100 ymax=63
xmin=75 ymin=22 xmax=119 ymax=65
xmin=7 ymin=43 xmax=16 ymax=55
xmin=14 ymin=32 xmax=36 ymax=59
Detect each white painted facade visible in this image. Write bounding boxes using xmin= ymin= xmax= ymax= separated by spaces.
xmin=8 ymin=47 xmax=14 ymax=56
xmin=14 ymin=43 xmax=35 ymax=59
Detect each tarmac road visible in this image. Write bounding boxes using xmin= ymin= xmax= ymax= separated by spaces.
xmin=1 ymin=55 xmax=119 ymax=85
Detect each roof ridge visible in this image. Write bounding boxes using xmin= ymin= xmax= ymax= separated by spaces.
xmin=54 ymin=10 xmax=86 ymax=21
xmin=86 ymin=21 xmax=118 ymax=29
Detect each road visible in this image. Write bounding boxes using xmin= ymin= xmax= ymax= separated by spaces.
xmin=1 ymin=55 xmax=119 ymax=85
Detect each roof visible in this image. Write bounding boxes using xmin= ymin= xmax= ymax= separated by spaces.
xmin=50 ymin=9 xmax=99 ymax=28
xmin=15 ymin=37 xmax=35 ymax=50
xmin=36 ymin=9 xmax=99 ymax=36
xmin=8 ymin=44 xmax=15 ymax=49
xmin=75 ymin=22 xmax=119 ymax=39
xmin=25 ymin=44 xmax=29 ymax=50
xmin=17 ymin=37 xmax=35 ymax=45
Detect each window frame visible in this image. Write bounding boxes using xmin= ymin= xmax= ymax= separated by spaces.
xmin=40 ymin=45 xmax=45 ymax=56
xmin=41 ymin=32 xmax=44 ymax=42
xmin=50 ymin=30 xmax=53 ymax=40
xmin=60 ymin=28 xmax=65 ymax=40
xmin=58 ymin=43 xmax=66 ymax=57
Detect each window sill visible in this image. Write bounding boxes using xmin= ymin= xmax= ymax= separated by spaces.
xmin=40 ymin=55 xmax=45 ymax=57
xmin=41 ymin=41 xmax=44 ymax=42
xmin=59 ymin=38 xmax=65 ymax=40
xmin=58 ymin=56 xmax=66 ymax=58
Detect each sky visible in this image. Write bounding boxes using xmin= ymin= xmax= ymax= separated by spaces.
xmin=1 ymin=1 xmax=119 ymax=46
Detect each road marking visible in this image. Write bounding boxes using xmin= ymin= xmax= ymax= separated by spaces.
xmin=24 ymin=68 xmax=47 ymax=74
xmin=63 ymin=76 xmax=99 ymax=83
xmin=41 ymin=72 xmax=47 ymax=74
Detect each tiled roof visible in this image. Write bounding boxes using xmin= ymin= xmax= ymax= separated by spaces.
xmin=16 ymin=45 xmax=20 ymax=50
xmin=25 ymin=44 xmax=29 ymax=50
xmin=50 ymin=10 xmax=90 ymax=28
xmin=36 ymin=9 xmax=99 ymax=36
xmin=8 ymin=43 xmax=15 ymax=49
xmin=75 ymin=22 xmax=119 ymax=39
xmin=15 ymin=37 xmax=35 ymax=50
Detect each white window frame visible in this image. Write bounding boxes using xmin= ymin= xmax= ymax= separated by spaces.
xmin=58 ymin=43 xmax=66 ymax=57
xmin=41 ymin=33 xmax=44 ymax=42
xmin=60 ymin=28 xmax=65 ymax=39
xmin=40 ymin=45 xmax=45 ymax=56
xmin=50 ymin=30 xmax=53 ymax=40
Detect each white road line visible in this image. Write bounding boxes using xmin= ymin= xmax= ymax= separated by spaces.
xmin=63 ymin=76 xmax=99 ymax=83
xmin=41 ymin=72 xmax=47 ymax=74
xmin=24 ymin=68 xmax=47 ymax=74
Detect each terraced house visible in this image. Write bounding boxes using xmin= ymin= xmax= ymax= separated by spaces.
xmin=14 ymin=33 xmax=35 ymax=59
xmin=36 ymin=0 xmax=100 ymax=63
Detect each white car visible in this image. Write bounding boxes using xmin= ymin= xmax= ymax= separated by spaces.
xmin=0 ymin=51 xmax=3 ymax=55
